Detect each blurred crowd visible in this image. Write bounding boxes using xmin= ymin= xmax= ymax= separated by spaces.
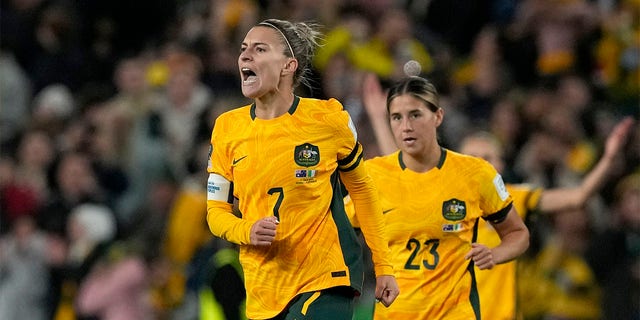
xmin=0 ymin=0 xmax=638 ymax=319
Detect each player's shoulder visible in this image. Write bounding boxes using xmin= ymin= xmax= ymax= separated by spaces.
xmin=445 ymin=149 xmax=494 ymax=169
xmin=298 ymin=97 xmax=345 ymax=114
xmin=443 ymin=149 xmax=498 ymax=181
xmin=297 ymin=97 xmax=351 ymax=133
xmin=216 ymin=103 xmax=252 ymax=123
xmin=366 ymin=151 xmax=401 ymax=170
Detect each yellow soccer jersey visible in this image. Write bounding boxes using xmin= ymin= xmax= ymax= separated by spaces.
xmin=206 ymin=96 xmax=391 ymax=319
xmin=475 ymin=184 xmax=542 ymax=320
xmin=369 ymin=149 xmax=513 ymax=320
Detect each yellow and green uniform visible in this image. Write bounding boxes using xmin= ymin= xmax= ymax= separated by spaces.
xmin=475 ymin=184 xmax=542 ymax=320
xmin=206 ymin=96 xmax=392 ymax=319
xmin=367 ymin=149 xmax=513 ymax=320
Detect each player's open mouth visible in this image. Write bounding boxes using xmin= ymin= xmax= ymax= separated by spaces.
xmin=241 ymin=67 xmax=258 ymax=84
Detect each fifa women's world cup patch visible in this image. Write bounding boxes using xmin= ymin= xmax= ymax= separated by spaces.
xmin=493 ymin=174 xmax=509 ymax=201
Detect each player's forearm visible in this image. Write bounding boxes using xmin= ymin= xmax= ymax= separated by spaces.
xmin=538 ymin=154 xmax=614 ymax=213
xmin=207 ymin=200 xmax=252 ymax=245
xmin=492 ymin=228 xmax=529 ymax=264
xmin=541 ymin=117 xmax=636 ymax=212
xmin=354 ymin=199 xmax=394 ymax=276
xmin=577 ymin=151 xmax=615 ymax=199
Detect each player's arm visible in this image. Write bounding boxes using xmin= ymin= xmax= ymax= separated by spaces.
xmin=206 ymin=174 xmax=252 ymax=245
xmin=206 ymin=172 xmax=279 ymax=246
xmin=339 ymin=153 xmax=399 ymax=307
xmin=335 ymin=123 xmax=392 ymax=276
xmin=206 ymin=122 xmax=258 ymax=245
xmin=362 ymin=73 xmax=397 ymax=156
xmin=537 ymin=116 xmax=634 ymax=213
xmin=338 ymin=143 xmax=392 ymax=276
xmin=468 ymin=164 xmax=530 ymax=269
xmin=488 ymin=205 xmax=529 ymax=264
xmin=467 ymin=204 xmax=529 ymax=269
xmin=333 ymin=103 xmax=399 ymax=306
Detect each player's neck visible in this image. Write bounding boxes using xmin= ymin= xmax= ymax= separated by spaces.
xmin=403 ymin=146 xmax=441 ymax=173
xmin=255 ymin=91 xmax=295 ymax=119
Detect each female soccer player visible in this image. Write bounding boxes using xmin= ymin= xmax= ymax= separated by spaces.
xmin=205 ymin=19 xmax=399 ymax=320
xmin=364 ymin=76 xmax=529 ymax=319
xmin=360 ymin=72 xmax=634 ymax=320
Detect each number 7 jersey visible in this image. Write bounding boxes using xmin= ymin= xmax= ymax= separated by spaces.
xmin=368 ymin=149 xmax=513 ymax=320
xmin=207 ymin=96 xmax=391 ymax=319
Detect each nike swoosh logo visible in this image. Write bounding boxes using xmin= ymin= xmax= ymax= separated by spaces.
xmin=232 ymin=155 xmax=247 ymax=165
xmin=382 ymin=208 xmax=395 ymax=214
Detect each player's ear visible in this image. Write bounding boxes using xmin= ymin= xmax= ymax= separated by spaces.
xmin=282 ymin=58 xmax=298 ymax=76
xmin=434 ymin=107 xmax=444 ymax=127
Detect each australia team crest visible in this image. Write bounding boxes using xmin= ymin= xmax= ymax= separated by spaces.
xmin=294 ymin=143 xmax=320 ymax=167
xmin=442 ymin=198 xmax=466 ymax=221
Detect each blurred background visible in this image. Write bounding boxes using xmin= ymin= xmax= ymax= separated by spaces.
xmin=0 ymin=0 xmax=638 ymax=319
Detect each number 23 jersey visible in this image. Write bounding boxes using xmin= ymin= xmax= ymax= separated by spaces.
xmin=368 ymin=149 xmax=513 ymax=320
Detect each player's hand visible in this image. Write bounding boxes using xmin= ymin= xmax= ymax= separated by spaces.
xmin=465 ymin=243 xmax=495 ymax=270
xmin=374 ymin=275 xmax=400 ymax=307
xmin=362 ymin=73 xmax=387 ymax=119
xmin=604 ymin=116 xmax=634 ymax=159
xmin=249 ymin=216 xmax=279 ymax=246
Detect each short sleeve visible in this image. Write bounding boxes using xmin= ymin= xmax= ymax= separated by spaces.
xmin=478 ymin=163 xmax=513 ymax=217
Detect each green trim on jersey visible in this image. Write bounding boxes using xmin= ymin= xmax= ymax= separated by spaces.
xmin=330 ymin=170 xmax=364 ymax=293
xmin=398 ymin=147 xmax=447 ymax=170
xmin=467 ymin=261 xmax=481 ymax=320
xmin=469 ymin=216 xmax=481 ymax=319
xmin=250 ymin=95 xmax=301 ymax=120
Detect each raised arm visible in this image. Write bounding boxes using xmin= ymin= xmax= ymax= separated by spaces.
xmin=362 ymin=73 xmax=397 ymax=155
xmin=537 ymin=116 xmax=635 ymax=213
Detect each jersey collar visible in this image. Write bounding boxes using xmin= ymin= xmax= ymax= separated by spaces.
xmin=398 ymin=147 xmax=447 ymax=171
xmin=250 ymin=95 xmax=300 ymax=120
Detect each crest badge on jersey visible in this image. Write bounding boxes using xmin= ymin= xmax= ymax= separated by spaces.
xmin=442 ymin=198 xmax=466 ymax=221
xmin=294 ymin=143 xmax=320 ymax=167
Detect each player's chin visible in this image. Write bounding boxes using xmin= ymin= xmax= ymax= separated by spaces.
xmin=241 ymin=86 xmax=262 ymax=99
